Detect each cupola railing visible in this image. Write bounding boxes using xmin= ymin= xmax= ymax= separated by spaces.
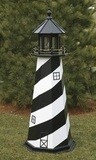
xmin=32 ymin=47 xmax=66 ymax=56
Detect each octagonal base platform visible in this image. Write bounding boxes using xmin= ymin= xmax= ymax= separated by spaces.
xmin=25 ymin=139 xmax=75 ymax=153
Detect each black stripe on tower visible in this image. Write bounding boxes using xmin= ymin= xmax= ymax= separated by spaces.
xmin=35 ymin=57 xmax=60 ymax=84
xmin=32 ymin=80 xmax=63 ymax=112
xmin=28 ymin=105 xmax=67 ymax=140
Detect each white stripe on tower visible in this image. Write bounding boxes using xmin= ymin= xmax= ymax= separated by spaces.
xmin=49 ymin=114 xmax=70 ymax=148
xmin=36 ymin=57 xmax=50 ymax=71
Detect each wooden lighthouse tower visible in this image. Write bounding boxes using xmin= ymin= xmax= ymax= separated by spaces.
xmin=26 ymin=10 xmax=75 ymax=152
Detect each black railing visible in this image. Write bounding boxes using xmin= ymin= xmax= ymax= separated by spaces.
xmin=33 ymin=47 xmax=66 ymax=55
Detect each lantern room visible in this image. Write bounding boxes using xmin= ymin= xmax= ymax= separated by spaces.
xmin=33 ymin=10 xmax=65 ymax=56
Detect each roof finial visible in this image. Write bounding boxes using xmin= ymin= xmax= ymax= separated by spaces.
xmin=47 ymin=9 xmax=52 ymax=19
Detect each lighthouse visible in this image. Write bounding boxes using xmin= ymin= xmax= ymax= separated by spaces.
xmin=26 ymin=10 xmax=75 ymax=152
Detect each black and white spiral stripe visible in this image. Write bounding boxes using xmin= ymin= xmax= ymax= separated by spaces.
xmin=27 ymin=57 xmax=71 ymax=150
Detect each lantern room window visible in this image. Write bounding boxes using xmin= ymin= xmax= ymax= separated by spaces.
xmin=40 ymin=37 xmax=43 ymax=49
xmin=44 ymin=36 xmax=50 ymax=49
xmin=52 ymin=36 xmax=58 ymax=49
xmin=39 ymin=36 xmax=50 ymax=50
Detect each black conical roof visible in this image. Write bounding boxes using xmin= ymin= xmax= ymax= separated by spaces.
xmin=34 ymin=10 xmax=65 ymax=34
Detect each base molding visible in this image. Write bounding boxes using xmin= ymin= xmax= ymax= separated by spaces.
xmin=25 ymin=139 xmax=75 ymax=153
